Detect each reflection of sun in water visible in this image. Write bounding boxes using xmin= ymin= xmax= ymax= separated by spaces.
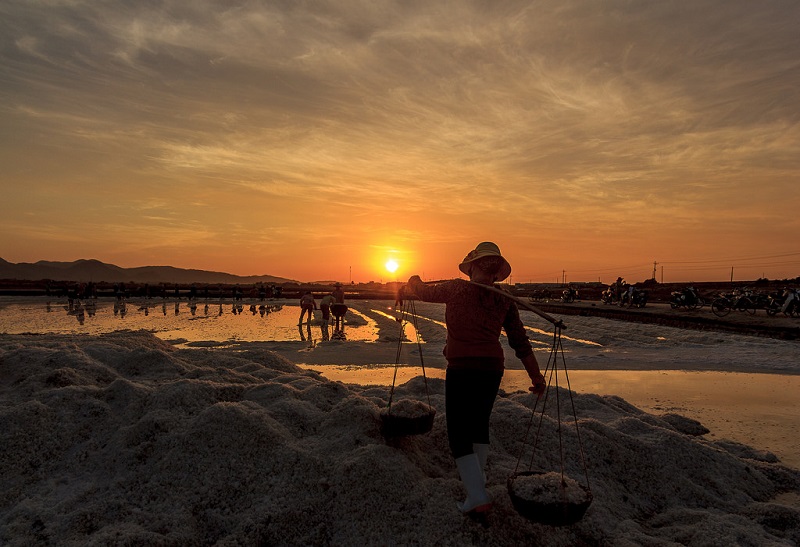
xmin=385 ymin=259 xmax=399 ymax=273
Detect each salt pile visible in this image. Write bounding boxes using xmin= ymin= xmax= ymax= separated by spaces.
xmin=1 ymin=331 xmax=799 ymax=545
xmin=382 ymin=398 xmax=434 ymax=418
xmin=510 ymin=472 xmax=588 ymax=505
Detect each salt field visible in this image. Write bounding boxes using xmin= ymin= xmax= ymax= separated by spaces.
xmin=0 ymin=297 xmax=378 ymax=344
xmin=2 ymin=295 xmax=798 ymax=469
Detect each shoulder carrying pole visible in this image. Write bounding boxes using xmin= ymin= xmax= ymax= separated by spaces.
xmin=421 ymin=279 xmax=566 ymax=329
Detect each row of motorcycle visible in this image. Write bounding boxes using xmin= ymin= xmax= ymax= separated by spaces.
xmin=669 ymin=286 xmax=799 ymax=317
xmin=567 ymin=283 xmax=798 ymax=317
xmin=599 ymin=284 xmax=649 ymax=308
xmin=709 ymin=287 xmax=798 ymax=318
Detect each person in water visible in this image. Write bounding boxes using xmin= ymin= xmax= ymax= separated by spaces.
xmin=298 ymin=291 xmax=316 ymax=325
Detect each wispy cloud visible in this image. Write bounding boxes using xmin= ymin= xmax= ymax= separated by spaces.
xmin=1 ymin=0 xmax=798 ymax=280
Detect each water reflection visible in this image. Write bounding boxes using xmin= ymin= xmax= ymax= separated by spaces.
xmin=45 ymin=297 xmax=103 ymax=325
xmin=1 ymin=298 xmax=375 ymax=343
xmin=36 ymin=298 xmax=371 ymax=344
xmin=331 ymin=303 xmax=348 ymax=341
xmin=113 ymin=301 xmax=127 ymax=318
xmin=67 ymin=302 xmax=85 ymax=325
xmin=298 ymin=319 xmax=332 ymax=344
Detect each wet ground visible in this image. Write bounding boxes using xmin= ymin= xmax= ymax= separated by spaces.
xmin=2 ymin=295 xmax=798 ymax=469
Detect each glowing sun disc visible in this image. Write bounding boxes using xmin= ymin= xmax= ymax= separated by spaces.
xmin=385 ymin=259 xmax=399 ymax=273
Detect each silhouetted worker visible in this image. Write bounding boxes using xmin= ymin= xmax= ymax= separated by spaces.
xmin=320 ymin=293 xmax=335 ymax=323
xmin=330 ymin=283 xmax=348 ymax=339
xmin=403 ymin=241 xmax=545 ymax=515
xmin=332 ymin=282 xmax=345 ymax=304
xmin=299 ymin=291 xmax=316 ymax=325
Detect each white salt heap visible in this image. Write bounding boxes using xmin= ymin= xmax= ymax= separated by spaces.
xmin=510 ymin=472 xmax=589 ymax=505
xmin=382 ymin=398 xmax=434 ymax=419
xmin=1 ymin=331 xmax=799 ymax=545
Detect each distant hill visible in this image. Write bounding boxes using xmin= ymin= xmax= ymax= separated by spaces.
xmin=0 ymin=258 xmax=297 ymax=285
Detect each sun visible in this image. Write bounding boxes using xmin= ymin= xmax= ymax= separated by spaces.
xmin=385 ymin=259 xmax=399 ymax=274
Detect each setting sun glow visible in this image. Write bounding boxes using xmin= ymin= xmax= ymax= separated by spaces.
xmin=2 ymin=3 xmax=798 ymax=284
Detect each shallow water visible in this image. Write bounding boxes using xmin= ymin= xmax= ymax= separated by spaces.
xmin=297 ymin=365 xmax=800 ymax=469
xmin=0 ymin=297 xmax=377 ymax=343
xmin=3 ymin=297 xmax=797 ymax=372
xmin=3 ymin=296 xmax=798 ymax=469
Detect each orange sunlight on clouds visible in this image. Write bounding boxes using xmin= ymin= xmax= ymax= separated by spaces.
xmin=1 ymin=1 xmax=798 ymax=283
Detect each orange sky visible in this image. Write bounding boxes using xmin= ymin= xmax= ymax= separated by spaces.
xmin=1 ymin=1 xmax=798 ymax=284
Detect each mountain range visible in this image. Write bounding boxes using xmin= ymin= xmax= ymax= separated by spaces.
xmin=0 ymin=258 xmax=297 ymax=285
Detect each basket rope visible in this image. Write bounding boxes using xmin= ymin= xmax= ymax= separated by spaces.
xmin=513 ymin=324 xmax=591 ymax=493
xmin=386 ymin=298 xmax=432 ymax=411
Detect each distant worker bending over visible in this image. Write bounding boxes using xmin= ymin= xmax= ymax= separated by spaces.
xmin=298 ymin=291 xmax=316 ymax=326
xmin=319 ymin=293 xmax=335 ymax=323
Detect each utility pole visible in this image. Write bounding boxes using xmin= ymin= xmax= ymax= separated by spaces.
xmin=730 ymin=267 xmax=734 ymax=283
xmin=562 ymin=270 xmax=566 ymax=285
xmin=652 ymin=261 xmax=658 ymax=280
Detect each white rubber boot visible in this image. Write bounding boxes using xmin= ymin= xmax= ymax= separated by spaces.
xmin=455 ymin=454 xmax=492 ymax=514
xmin=473 ymin=443 xmax=489 ymax=483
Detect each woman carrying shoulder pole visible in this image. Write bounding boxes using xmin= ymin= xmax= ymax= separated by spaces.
xmin=403 ymin=241 xmax=546 ymax=515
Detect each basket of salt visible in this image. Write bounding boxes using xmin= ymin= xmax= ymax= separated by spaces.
xmin=507 ymin=471 xmax=592 ymax=526
xmin=380 ymin=399 xmax=436 ymax=438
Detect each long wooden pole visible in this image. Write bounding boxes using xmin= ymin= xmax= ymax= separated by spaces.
xmin=421 ymin=279 xmax=566 ymax=329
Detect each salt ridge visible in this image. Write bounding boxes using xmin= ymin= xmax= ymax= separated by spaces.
xmin=1 ymin=331 xmax=799 ymax=545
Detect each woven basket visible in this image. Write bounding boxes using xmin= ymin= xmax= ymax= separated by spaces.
xmin=380 ymin=408 xmax=436 ymax=438
xmin=507 ymin=471 xmax=592 ymax=526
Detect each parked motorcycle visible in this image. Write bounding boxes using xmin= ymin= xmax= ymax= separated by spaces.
xmin=748 ymin=291 xmax=773 ymax=314
xmin=561 ymin=286 xmax=579 ymax=303
xmin=618 ymin=286 xmax=648 ymax=308
xmin=670 ymin=286 xmax=705 ymax=310
xmin=711 ymin=289 xmax=757 ymax=317
xmin=766 ymin=288 xmax=799 ymax=317
xmin=529 ymin=288 xmax=552 ymax=302
xmin=628 ymin=287 xmax=648 ymax=308
xmin=601 ymin=284 xmax=623 ymax=305
xmin=783 ymin=288 xmax=799 ymax=317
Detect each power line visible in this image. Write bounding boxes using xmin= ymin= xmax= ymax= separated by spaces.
xmin=530 ymin=253 xmax=800 ymax=276
xmin=668 ymin=260 xmax=800 ymax=272
xmin=660 ymin=252 xmax=800 ymax=265
xmin=512 ymin=252 xmax=800 ymax=282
